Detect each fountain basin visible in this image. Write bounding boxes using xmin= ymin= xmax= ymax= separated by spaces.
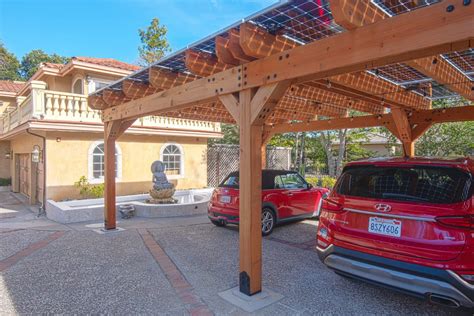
xmin=46 ymin=188 xmax=213 ymax=224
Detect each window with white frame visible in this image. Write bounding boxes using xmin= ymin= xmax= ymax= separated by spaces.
xmin=88 ymin=141 xmax=122 ymax=181
xmin=160 ymin=143 xmax=184 ymax=177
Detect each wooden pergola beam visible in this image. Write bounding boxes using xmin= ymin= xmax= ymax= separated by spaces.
xmin=88 ymin=95 xmax=108 ymax=110
xmin=331 ymin=0 xmax=472 ymax=102
xmin=101 ymin=2 xmax=473 ymax=123
xmin=239 ymin=22 xmax=430 ymax=110
xmin=122 ymin=80 xmax=157 ymax=99
xmin=216 ymin=36 xmax=240 ymax=66
xmin=185 ymin=50 xmax=230 ymax=77
xmin=406 ymin=57 xmax=474 ymax=101
xmin=265 ymin=105 xmax=474 ymax=138
xmin=102 ymin=89 xmax=131 ymax=107
xmin=149 ymin=67 xmax=196 ymax=90
xmin=288 ymin=84 xmax=385 ymax=114
xmin=228 ymin=29 xmax=255 ymax=63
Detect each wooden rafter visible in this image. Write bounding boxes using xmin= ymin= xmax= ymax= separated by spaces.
xmin=122 ymin=80 xmax=158 ymax=99
xmin=88 ymin=95 xmax=108 ymax=110
xmin=185 ymin=50 xmax=230 ymax=77
xmin=228 ymin=29 xmax=255 ymax=63
xmin=239 ymin=22 xmax=430 ymax=110
xmin=330 ymin=0 xmax=473 ymax=102
xmin=149 ymin=67 xmax=196 ymax=90
xmin=102 ymin=89 xmax=131 ymax=107
xmin=101 ymin=2 xmax=473 ymax=123
xmin=216 ymin=36 xmax=240 ymax=66
xmin=329 ymin=73 xmax=430 ymax=109
xmin=288 ymin=84 xmax=384 ymax=114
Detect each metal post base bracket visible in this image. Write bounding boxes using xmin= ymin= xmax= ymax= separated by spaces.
xmin=218 ymin=286 xmax=283 ymax=313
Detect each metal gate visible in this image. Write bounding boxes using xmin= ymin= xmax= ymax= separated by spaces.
xmin=207 ymin=145 xmax=291 ymax=187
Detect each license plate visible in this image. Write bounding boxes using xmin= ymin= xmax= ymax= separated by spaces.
xmin=368 ymin=217 xmax=401 ymax=237
xmin=220 ymin=195 xmax=231 ymax=203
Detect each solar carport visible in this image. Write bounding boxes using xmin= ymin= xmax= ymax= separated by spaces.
xmin=89 ymin=0 xmax=473 ymax=298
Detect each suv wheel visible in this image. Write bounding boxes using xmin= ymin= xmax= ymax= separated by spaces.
xmin=261 ymin=208 xmax=276 ymax=236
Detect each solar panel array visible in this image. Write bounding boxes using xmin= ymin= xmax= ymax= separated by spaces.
xmin=99 ymin=0 xmax=472 ymax=103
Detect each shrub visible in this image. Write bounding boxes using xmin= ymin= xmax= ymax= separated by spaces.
xmin=305 ymin=175 xmax=337 ymax=189
xmin=0 ymin=178 xmax=11 ymax=186
xmin=74 ymin=176 xmax=104 ymax=199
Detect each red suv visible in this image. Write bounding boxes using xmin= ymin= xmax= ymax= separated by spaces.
xmin=317 ymin=157 xmax=474 ymax=309
xmin=208 ymin=170 xmax=329 ymax=235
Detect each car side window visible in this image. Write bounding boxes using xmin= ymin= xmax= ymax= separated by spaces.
xmin=274 ymin=175 xmax=284 ymax=189
xmin=281 ymin=173 xmax=307 ymax=189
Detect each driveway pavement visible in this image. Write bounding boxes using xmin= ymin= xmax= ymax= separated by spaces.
xmin=0 ymin=192 xmax=471 ymax=315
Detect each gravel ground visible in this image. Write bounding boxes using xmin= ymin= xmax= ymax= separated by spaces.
xmin=0 ymin=193 xmax=471 ymax=316
xmin=0 ymin=229 xmax=52 ymax=260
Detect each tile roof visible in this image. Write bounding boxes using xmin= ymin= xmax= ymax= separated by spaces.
xmin=0 ymin=80 xmax=26 ymax=93
xmin=42 ymin=62 xmax=66 ymax=70
xmin=72 ymin=57 xmax=141 ymax=71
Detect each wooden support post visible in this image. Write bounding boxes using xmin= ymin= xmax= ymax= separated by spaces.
xmin=103 ymin=119 xmax=136 ymax=230
xmin=391 ymin=107 xmax=414 ymax=157
xmin=239 ymin=89 xmax=262 ymax=296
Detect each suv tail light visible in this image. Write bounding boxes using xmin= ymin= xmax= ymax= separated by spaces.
xmin=321 ymin=199 xmax=343 ymax=213
xmin=435 ymin=215 xmax=474 ymax=230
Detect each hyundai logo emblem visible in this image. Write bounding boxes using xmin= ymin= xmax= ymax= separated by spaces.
xmin=375 ymin=204 xmax=392 ymax=212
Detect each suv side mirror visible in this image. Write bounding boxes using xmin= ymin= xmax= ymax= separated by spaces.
xmin=322 ymin=192 xmax=329 ymax=200
xmin=307 ymin=183 xmax=313 ymax=190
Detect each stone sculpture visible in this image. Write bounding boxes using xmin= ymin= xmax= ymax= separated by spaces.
xmin=147 ymin=161 xmax=177 ymax=204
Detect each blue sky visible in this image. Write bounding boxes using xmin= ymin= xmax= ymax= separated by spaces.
xmin=0 ymin=0 xmax=276 ymax=64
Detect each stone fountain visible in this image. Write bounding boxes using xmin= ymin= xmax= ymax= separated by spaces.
xmin=146 ymin=161 xmax=177 ymax=204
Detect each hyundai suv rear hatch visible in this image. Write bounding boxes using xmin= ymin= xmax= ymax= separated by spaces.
xmin=330 ymin=164 xmax=472 ymax=261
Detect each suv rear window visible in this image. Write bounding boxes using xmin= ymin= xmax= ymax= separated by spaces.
xmin=336 ymin=165 xmax=472 ymax=204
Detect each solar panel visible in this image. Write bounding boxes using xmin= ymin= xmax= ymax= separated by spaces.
xmin=98 ymin=0 xmax=472 ymax=102
xmin=372 ymin=0 xmax=441 ymax=16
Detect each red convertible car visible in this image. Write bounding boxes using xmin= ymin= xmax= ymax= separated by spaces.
xmin=208 ymin=170 xmax=329 ymax=235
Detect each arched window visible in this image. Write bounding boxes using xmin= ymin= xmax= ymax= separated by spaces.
xmin=88 ymin=141 xmax=122 ymax=182
xmin=160 ymin=143 xmax=184 ymax=178
xmin=72 ymin=79 xmax=83 ymax=94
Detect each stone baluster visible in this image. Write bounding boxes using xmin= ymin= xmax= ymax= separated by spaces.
xmin=52 ymin=95 xmax=60 ymax=115
xmin=45 ymin=93 xmax=53 ymax=116
xmin=66 ymin=96 xmax=74 ymax=117
xmin=59 ymin=95 xmax=66 ymax=116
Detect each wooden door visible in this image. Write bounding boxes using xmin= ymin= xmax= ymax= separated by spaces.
xmin=18 ymin=154 xmax=30 ymax=198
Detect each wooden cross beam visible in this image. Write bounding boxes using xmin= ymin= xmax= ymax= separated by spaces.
xmin=228 ymin=29 xmax=255 ymax=63
xmin=88 ymin=95 xmax=108 ymax=110
xmin=330 ymin=0 xmax=473 ymax=102
xmin=216 ymin=36 xmax=240 ymax=66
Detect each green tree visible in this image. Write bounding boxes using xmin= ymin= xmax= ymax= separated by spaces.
xmin=138 ymin=18 xmax=171 ymax=65
xmin=20 ymin=49 xmax=69 ymax=80
xmin=0 ymin=43 xmax=21 ymax=81
xmin=208 ymin=124 xmax=239 ymax=145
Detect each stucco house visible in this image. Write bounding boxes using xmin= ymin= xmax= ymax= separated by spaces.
xmin=0 ymin=57 xmax=222 ymax=207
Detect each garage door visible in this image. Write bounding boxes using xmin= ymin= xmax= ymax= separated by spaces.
xmin=19 ymin=154 xmax=30 ymax=198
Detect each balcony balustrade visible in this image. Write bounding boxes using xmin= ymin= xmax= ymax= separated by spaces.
xmin=0 ymin=81 xmax=220 ymax=134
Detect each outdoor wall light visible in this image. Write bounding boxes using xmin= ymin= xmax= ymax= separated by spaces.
xmin=56 ymin=137 xmax=61 ymax=142
xmin=32 ymin=145 xmax=42 ymax=163
xmin=4 ymin=151 xmax=12 ymax=160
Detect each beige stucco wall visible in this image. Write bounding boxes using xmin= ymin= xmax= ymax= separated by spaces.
xmin=45 ymin=132 xmax=208 ymax=201
xmin=0 ymin=141 xmax=11 ymax=179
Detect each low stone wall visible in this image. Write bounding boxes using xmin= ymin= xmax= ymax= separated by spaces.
xmin=46 ymin=188 xmax=214 ymax=224
xmin=0 ymin=186 xmax=11 ymax=192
